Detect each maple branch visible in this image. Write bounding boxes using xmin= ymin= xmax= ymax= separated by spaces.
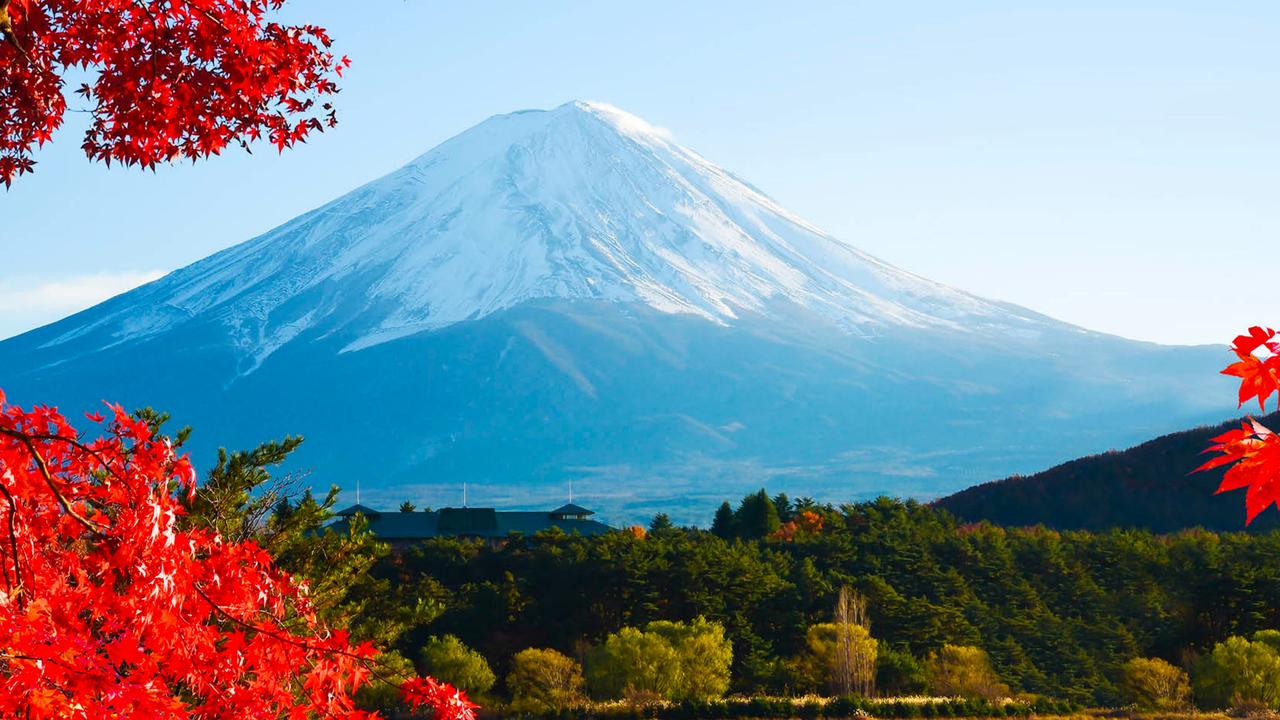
xmin=0 ymin=481 xmax=20 ymax=595
xmin=0 ymin=426 xmax=103 ymax=534
xmin=177 ymin=0 xmax=231 ymax=33
xmin=192 ymin=582 xmax=412 ymax=687
xmin=0 ymin=0 xmax=32 ymax=64
xmin=19 ymin=429 xmax=152 ymax=510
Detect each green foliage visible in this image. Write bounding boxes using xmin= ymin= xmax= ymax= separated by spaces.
xmin=878 ymin=646 xmax=928 ymax=696
xmin=178 ymin=435 xmax=442 ymax=647
xmin=801 ymin=623 xmax=877 ymax=695
xmin=586 ymin=626 xmax=682 ymax=701
xmin=400 ymin=501 xmax=417 ymax=512
xmin=735 ymin=489 xmax=782 ymax=539
xmin=1120 ymin=657 xmax=1190 ymax=711
xmin=926 ymin=645 xmax=1009 ymax=700
xmin=181 ymin=435 xmax=306 ymax=544
xmin=506 ymin=648 xmax=586 ymax=713
xmin=509 ymin=696 xmax=1057 ymax=720
xmin=935 ymin=410 xmax=1280 ymax=533
xmin=711 ymin=502 xmax=735 ymax=539
xmin=418 ymin=634 xmax=496 ymax=696
xmin=177 ymin=434 xmax=446 ymax=711
xmin=354 ymin=650 xmax=416 ymax=713
xmin=1194 ymin=634 xmax=1280 ymax=709
xmin=773 ymin=493 xmax=793 ymax=523
xmin=647 ymin=617 xmax=734 ymax=700
xmin=1254 ymin=629 xmax=1280 ymax=653
xmin=586 ymin=618 xmax=732 ymax=702
xmin=649 ymin=513 xmax=674 ymax=533
xmin=374 ymin=492 xmax=1280 ymax=705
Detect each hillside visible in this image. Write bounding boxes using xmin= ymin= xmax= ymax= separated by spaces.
xmin=934 ymin=411 xmax=1280 ymax=532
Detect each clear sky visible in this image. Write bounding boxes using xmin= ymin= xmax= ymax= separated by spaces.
xmin=1 ymin=1 xmax=1274 ymax=344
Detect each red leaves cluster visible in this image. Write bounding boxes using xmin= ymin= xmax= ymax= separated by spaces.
xmin=0 ymin=0 xmax=349 ymax=187
xmin=0 ymin=390 xmax=475 ymax=720
xmin=1197 ymin=327 xmax=1280 ymax=524
xmin=770 ymin=510 xmax=823 ymax=541
xmin=402 ymin=677 xmax=480 ymax=719
xmin=1223 ymin=326 xmax=1280 ymax=412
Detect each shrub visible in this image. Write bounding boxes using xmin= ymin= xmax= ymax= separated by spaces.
xmin=586 ymin=618 xmax=732 ymax=702
xmin=507 ymin=648 xmax=587 ymax=713
xmin=586 ymin=627 xmax=682 ymax=701
xmin=355 ymin=650 xmax=417 ymax=713
xmin=418 ymin=634 xmax=497 ymax=697
xmin=804 ymin=622 xmax=878 ymax=696
xmin=877 ymin=647 xmax=928 ymax=696
xmin=925 ymin=645 xmax=1010 ymax=701
xmin=1194 ymin=635 xmax=1280 ymax=709
xmin=648 ymin=616 xmax=734 ymax=699
xmin=1120 ymin=656 xmax=1191 ymax=710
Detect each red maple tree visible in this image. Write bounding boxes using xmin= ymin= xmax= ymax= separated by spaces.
xmin=0 ymin=391 xmax=476 ymax=719
xmin=0 ymin=0 xmax=349 ymax=187
xmin=1197 ymin=326 xmax=1280 ymax=524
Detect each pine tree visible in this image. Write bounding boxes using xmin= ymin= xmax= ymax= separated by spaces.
xmin=773 ymin=492 xmax=793 ymax=522
xmin=711 ymin=502 xmax=736 ymax=539
xmin=650 ymin=513 xmax=674 ymax=532
xmin=736 ymin=489 xmax=782 ymax=539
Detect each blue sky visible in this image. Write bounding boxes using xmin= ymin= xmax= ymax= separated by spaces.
xmin=1 ymin=1 xmax=1274 ymax=344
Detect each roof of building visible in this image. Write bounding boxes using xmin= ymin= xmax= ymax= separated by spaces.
xmin=336 ymin=503 xmax=381 ymax=517
xmin=329 ymin=505 xmax=612 ymax=541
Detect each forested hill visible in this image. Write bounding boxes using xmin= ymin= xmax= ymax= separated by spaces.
xmin=934 ymin=411 xmax=1280 ymax=532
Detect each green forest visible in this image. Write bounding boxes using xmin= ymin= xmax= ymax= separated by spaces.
xmin=188 ymin=434 xmax=1280 ymax=716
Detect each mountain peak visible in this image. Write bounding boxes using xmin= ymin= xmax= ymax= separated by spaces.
xmin=1 ymin=105 xmax=1232 ymax=518
xmin=28 ymin=102 xmax=1054 ymax=370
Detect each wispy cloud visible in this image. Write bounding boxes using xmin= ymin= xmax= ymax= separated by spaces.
xmin=0 ymin=270 xmax=166 ymax=340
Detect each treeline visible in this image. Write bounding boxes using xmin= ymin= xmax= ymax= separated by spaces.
xmin=935 ymin=411 xmax=1280 ymax=532
xmin=178 ymin=425 xmax=1280 ymax=713
xmin=380 ymin=492 xmax=1280 ymax=707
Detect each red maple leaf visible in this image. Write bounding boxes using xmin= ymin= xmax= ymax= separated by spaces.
xmin=1197 ymin=328 xmax=1280 ymax=525
xmin=1222 ymin=326 xmax=1280 ymax=411
xmin=0 ymin=0 xmax=349 ymax=187
xmin=0 ymin=389 xmax=470 ymax=718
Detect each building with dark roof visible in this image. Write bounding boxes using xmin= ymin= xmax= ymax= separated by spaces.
xmin=331 ymin=503 xmax=613 ymax=545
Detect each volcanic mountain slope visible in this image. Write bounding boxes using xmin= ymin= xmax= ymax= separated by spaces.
xmin=934 ymin=411 xmax=1280 ymax=532
xmin=0 ymin=102 xmax=1235 ymax=523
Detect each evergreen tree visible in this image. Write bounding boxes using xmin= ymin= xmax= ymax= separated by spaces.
xmin=736 ymin=489 xmax=782 ymax=539
xmin=773 ymin=492 xmax=793 ymax=522
xmin=711 ymin=502 xmax=736 ymax=539
xmin=400 ymin=501 xmax=417 ymax=512
xmin=650 ymin=513 xmax=674 ymax=532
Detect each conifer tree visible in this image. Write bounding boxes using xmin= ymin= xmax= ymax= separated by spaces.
xmin=711 ymin=501 xmax=736 ymax=539
xmin=736 ymin=489 xmax=782 ymax=539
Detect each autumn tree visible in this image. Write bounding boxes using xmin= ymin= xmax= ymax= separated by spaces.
xmin=1193 ymin=634 xmax=1280 ymax=709
xmin=506 ymin=648 xmax=587 ymax=713
xmin=647 ymin=616 xmax=734 ymax=700
xmin=586 ymin=626 xmax=681 ymax=703
xmin=418 ymin=635 xmax=497 ymax=698
xmin=0 ymin=392 xmax=473 ymax=719
xmin=1198 ymin=327 xmax=1280 ymax=523
xmin=1121 ymin=657 xmax=1190 ymax=711
xmin=0 ymin=0 xmax=349 ymax=186
xmin=926 ymin=645 xmax=1009 ymax=701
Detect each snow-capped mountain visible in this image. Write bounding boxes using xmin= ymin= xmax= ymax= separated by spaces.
xmin=0 ymin=102 xmax=1234 ymax=523
xmin=38 ymin=102 xmax=1053 ymax=370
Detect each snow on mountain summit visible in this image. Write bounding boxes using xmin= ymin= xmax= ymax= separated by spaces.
xmin=42 ymin=101 xmax=1052 ymax=368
